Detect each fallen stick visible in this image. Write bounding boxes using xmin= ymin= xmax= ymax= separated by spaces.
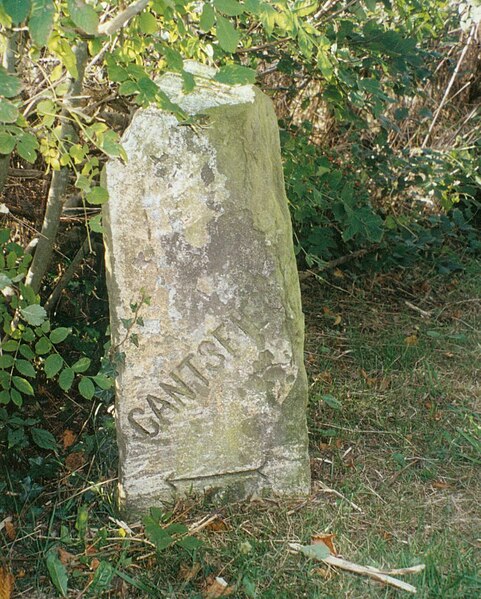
xmin=289 ymin=543 xmax=424 ymax=594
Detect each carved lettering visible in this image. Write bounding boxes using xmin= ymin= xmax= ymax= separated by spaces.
xmin=198 ymin=340 xmax=225 ymax=370
xmin=176 ymin=354 xmax=209 ymax=386
xmin=128 ymin=407 xmax=160 ymax=438
xmin=211 ymin=322 xmax=238 ymax=356
xmin=147 ymin=394 xmax=178 ymax=424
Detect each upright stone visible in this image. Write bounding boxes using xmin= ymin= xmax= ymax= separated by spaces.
xmin=103 ymin=63 xmax=310 ymax=514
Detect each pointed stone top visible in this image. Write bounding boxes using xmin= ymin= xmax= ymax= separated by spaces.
xmin=157 ymin=60 xmax=256 ymax=115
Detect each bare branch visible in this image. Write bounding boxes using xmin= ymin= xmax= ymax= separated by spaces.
xmin=98 ymin=0 xmax=150 ymax=36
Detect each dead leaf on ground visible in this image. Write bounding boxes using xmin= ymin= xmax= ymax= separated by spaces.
xmin=404 ymin=335 xmax=418 ymax=346
xmin=314 ymin=370 xmax=333 ymax=385
xmin=203 ymin=576 xmax=235 ymax=597
xmin=62 ymin=429 xmax=76 ymax=450
xmin=4 ymin=519 xmax=16 ymax=541
xmin=65 ymin=451 xmax=86 ymax=471
xmin=58 ymin=547 xmax=77 ymax=566
xmin=90 ymin=558 xmax=101 ymax=571
xmin=205 ymin=518 xmax=229 ymax=532
xmin=432 ymin=481 xmax=451 ymax=490
xmin=313 ymin=566 xmax=334 ymax=579
xmin=180 ymin=562 xmax=202 ymax=582
xmin=312 ymin=533 xmax=337 ymax=555
xmin=333 ymin=268 xmax=344 ymax=278
xmin=0 ymin=567 xmax=14 ymax=599
xmin=333 ymin=314 xmax=342 ymax=326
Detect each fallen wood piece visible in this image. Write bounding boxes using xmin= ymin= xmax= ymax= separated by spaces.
xmin=289 ymin=543 xmax=423 ymax=594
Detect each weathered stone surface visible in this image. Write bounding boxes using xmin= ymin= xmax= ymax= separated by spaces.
xmin=103 ymin=63 xmax=310 ymax=514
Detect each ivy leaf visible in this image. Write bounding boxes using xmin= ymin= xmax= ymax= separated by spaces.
xmin=46 ymin=549 xmax=68 ymax=597
xmin=29 ymin=0 xmax=55 ymax=47
xmin=214 ymin=64 xmax=256 ymax=85
xmin=67 ymin=0 xmax=99 ymax=35
xmin=78 ymin=376 xmax=95 ymax=400
xmin=216 ymin=15 xmax=240 ymax=53
xmin=71 ymin=357 xmax=91 ymax=373
xmin=3 ymin=0 xmax=31 ymax=25
xmin=31 ymin=427 xmax=57 ymax=450
xmin=20 ymin=304 xmax=47 ymax=326
xmin=44 ymin=354 xmax=64 ymax=379
xmin=0 ymin=98 xmax=19 ymax=123
xmin=15 ymin=359 xmax=37 ymax=378
xmin=12 ymin=376 xmax=34 ymax=396
xmin=0 ymin=67 xmax=23 ymax=98
xmin=58 ymin=367 xmax=74 ymax=391
xmin=50 ymin=327 xmax=71 ymax=344
xmin=199 ymin=4 xmax=215 ymax=31
xmin=213 ymin=0 xmax=244 ymax=16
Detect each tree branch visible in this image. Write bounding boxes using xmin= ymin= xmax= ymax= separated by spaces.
xmin=98 ymin=0 xmax=150 ymax=36
xmin=25 ymin=43 xmax=88 ymax=295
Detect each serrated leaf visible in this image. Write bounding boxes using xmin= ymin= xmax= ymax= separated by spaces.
xmin=15 ymin=359 xmax=36 ymax=378
xmin=71 ymin=357 xmax=91 ymax=373
xmin=0 ymin=67 xmax=22 ymax=98
xmin=0 ymin=98 xmax=19 ymax=123
xmin=29 ymin=0 xmax=55 ymax=47
xmin=3 ymin=0 xmax=31 ymax=24
xmin=199 ymin=4 xmax=215 ymax=31
xmin=12 ymin=376 xmax=34 ymax=395
xmin=35 ymin=336 xmax=52 ymax=354
xmin=58 ymin=367 xmax=74 ymax=391
xmin=20 ymin=304 xmax=46 ymax=326
xmin=143 ymin=515 xmax=174 ymax=551
xmin=46 ymin=549 xmax=68 ymax=597
xmin=10 ymin=388 xmax=22 ymax=406
xmin=19 ymin=344 xmax=35 ymax=359
xmin=214 ymin=0 xmax=244 ymax=16
xmin=78 ymin=376 xmax=95 ymax=399
xmin=163 ymin=46 xmax=183 ymax=71
xmin=216 ymin=15 xmax=240 ymax=53
xmin=214 ymin=64 xmax=256 ymax=85
xmin=67 ymin=0 xmax=99 ymax=35
xmin=0 ymin=354 xmax=14 ymax=368
xmin=182 ymin=70 xmax=195 ymax=93
xmin=50 ymin=327 xmax=71 ymax=344
xmin=89 ymin=560 xmax=114 ymax=594
xmin=178 ymin=535 xmax=203 ymax=550
xmin=44 ymin=354 xmax=63 ymax=379
xmin=31 ymin=427 xmax=57 ymax=450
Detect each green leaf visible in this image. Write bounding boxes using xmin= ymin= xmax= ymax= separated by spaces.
xmin=89 ymin=214 xmax=103 ymax=233
xmin=139 ymin=11 xmax=157 ymax=34
xmin=3 ymin=0 xmax=31 ymax=24
xmin=0 ymin=390 xmax=10 ymax=404
xmin=163 ymin=46 xmax=183 ymax=71
xmin=35 ymin=336 xmax=52 ymax=354
xmin=67 ymin=0 xmax=99 ymax=35
xmin=0 ymin=272 xmax=12 ymax=289
xmin=320 ymin=394 xmax=342 ymax=410
xmin=50 ymin=37 xmax=78 ymax=78
xmin=78 ymin=376 xmax=95 ymax=399
xmin=178 ymin=535 xmax=203 ymax=550
xmin=86 ymin=186 xmax=109 ymax=205
xmin=46 ymin=549 xmax=68 ymax=597
xmin=181 ymin=70 xmax=195 ymax=93
xmin=31 ymin=426 xmax=57 ymax=450
xmin=15 ymin=359 xmax=36 ymax=378
xmin=0 ymin=354 xmax=14 ymax=368
xmin=0 ymin=67 xmax=22 ymax=98
xmin=16 ymin=132 xmax=39 ymax=163
xmin=296 ymin=542 xmax=331 ymax=561
xmin=199 ymin=4 xmax=215 ymax=31
xmin=143 ymin=515 xmax=174 ymax=551
xmin=29 ymin=0 xmax=55 ymax=47
xmin=58 ymin=367 xmax=74 ymax=391
xmin=50 ymin=327 xmax=71 ymax=344
xmin=214 ymin=64 xmax=256 ymax=85
xmin=2 ymin=340 xmax=19 ymax=352
xmin=10 ymin=388 xmax=23 ymax=406
xmin=20 ymin=304 xmax=47 ymax=326
xmin=214 ymin=0 xmax=244 ymax=16
xmin=71 ymin=357 xmax=91 ymax=373
xmin=0 ymin=131 xmax=16 ymax=154
xmin=19 ymin=344 xmax=35 ymax=359
xmin=216 ymin=15 xmax=240 ymax=53
xmin=89 ymin=561 xmax=114 ymax=594
xmin=0 ymin=98 xmax=19 ymax=123
xmin=44 ymin=354 xmax=64 ymax=379
xmin=93 ymin=374 xmax=113 ymax=390
xmin=12 ymin=376 xmax=34 ymax=395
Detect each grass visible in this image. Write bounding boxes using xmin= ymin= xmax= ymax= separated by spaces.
xmin=1 ymin=260 xmax=480 ymax=598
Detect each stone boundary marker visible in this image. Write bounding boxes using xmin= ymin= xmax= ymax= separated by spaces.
xmin=104 ymin=62 xmax=310 ymax=515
